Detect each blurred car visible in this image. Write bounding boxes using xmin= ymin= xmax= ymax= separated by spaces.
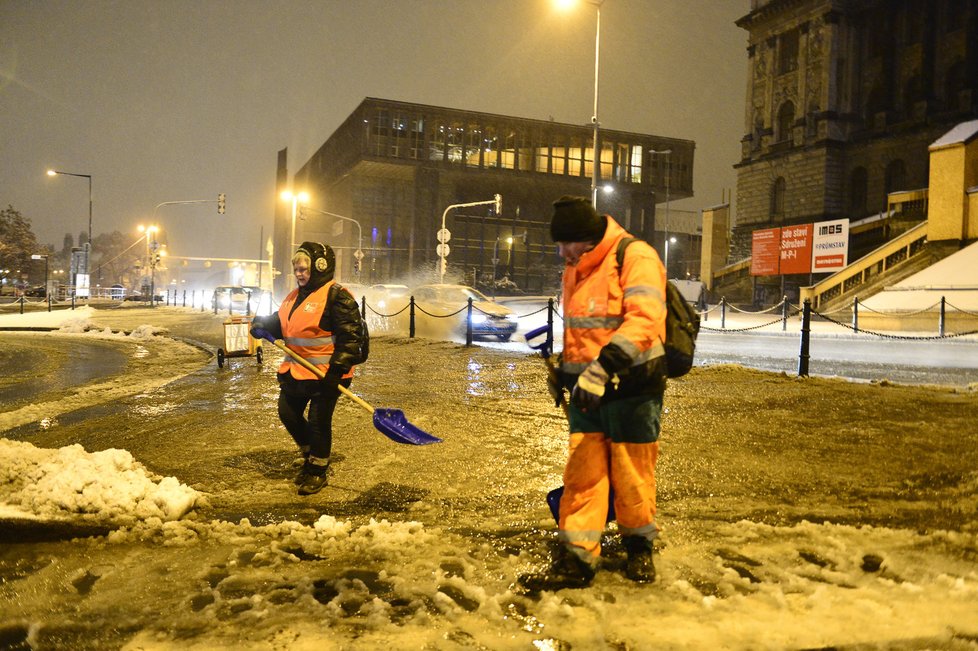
xmin=212 ymin=285 xmax=270 ymax=315
xmin=25 ymin=286 xmax=47 ymax=298
xmin=410 ymin=283 xmax=518 ymax=341
xmin=366 ymin=283 xmax=410 ymax=310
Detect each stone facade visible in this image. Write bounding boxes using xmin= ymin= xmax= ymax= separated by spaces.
xmin=734 ymin=0 xmax=978 ymax=261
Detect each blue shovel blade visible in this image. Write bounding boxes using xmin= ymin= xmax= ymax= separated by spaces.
xmin=372 ymin=408 xmax=442 ymax=446
xmin=546 ymin=486 xmax=616 ymax=524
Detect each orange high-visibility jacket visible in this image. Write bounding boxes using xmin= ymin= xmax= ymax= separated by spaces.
xmin=277 ymin=281 xmax=355 ymax=380
xmin=560 ymin=217 xmax=667 ymax=387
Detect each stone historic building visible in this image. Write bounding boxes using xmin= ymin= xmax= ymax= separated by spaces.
xmin=732 ymin=0 xmax=978 ymax=294
xmin=272 ymin=98 xmax=694 ymax=297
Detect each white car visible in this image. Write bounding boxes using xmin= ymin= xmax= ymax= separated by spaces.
xmin=409 ymin=284 xmax=518 ymax=342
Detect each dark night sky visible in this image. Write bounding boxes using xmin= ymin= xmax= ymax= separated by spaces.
xmin=1 ymin=0 xmax=747 ymax=262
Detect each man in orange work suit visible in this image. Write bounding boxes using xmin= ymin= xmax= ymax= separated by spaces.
xmin=521 ymin=196 xmax=668 ymax=591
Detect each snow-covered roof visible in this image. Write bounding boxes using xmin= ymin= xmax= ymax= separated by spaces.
xmin=930 ymin=119 xmax=978 ymax=149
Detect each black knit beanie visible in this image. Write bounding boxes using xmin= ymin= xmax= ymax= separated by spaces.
xmin=293 ymin=241 xmax=335 ymax=290
xmin=550 ymin=196 xmax=607 ymax=243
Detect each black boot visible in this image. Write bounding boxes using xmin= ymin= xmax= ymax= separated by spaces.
xmin=518 ymin=546 xmax=595 ymax=592
xmin=623 ymin=535 xmax=656 ymax=583
xmin=297 ymin=457 xmax=330 ymax=495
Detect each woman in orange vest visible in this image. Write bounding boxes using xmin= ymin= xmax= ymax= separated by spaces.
xmin=251 ymin=241 xmax=367 ymax=495
xmin=520 ymin=197 xmax=668 ymax=591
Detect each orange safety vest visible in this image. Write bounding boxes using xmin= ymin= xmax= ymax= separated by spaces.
xmin=277 ymin=281 xmax=355 ymax=380
xmin=560 ymin=217 xmax=667 ymax=376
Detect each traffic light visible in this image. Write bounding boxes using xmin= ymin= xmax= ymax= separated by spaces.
xmin=218 ymin=193 xmax=226 ymax=214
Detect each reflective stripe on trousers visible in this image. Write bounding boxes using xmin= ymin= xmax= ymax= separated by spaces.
xmin=557 ymin=431 xmax=659 ymax=559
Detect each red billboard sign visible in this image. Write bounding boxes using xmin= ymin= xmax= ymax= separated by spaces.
xmin=779 ymin=224 xmax=813 ymax=275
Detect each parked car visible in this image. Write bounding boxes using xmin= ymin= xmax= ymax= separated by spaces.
xmin=409 ymin=283 xmax=518 ymax=341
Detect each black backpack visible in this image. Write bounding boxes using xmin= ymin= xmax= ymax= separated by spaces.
xmin=616 ymin=237 xmax=700 ymax=378
xmin=330 ymin=283 xmax=370 ymax=365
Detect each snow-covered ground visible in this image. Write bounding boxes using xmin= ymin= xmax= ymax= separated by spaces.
xmin=1 ymin=306 xmax=977 ymax=650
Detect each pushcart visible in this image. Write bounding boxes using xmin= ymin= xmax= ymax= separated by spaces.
xmin=217 ymin=315 xmax=263 ymax=368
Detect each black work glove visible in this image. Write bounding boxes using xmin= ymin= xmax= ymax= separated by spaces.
xmin=546 ymin=365 xmax=564 ymax=408
xmin=571 ymin=360 xmax=609 ymax=412
xmin=320 ymin=365 xmax=348 ymax=398
xmin=249 ymin=316 xmax=270 ymax=340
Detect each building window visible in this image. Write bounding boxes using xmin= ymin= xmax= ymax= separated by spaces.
xmin=945 ymin=60 xmax=966 ymax=111
xmin=849 ymin=167 xmax=868 ymax=217
xmin=778 ymin=29 xmax=799 ymax=74
xmin=552 ymin=137 xmax=567 ymax=175
xmin=409 ymin=118 xmax=424 ymax=160
xmin=770 ymin=177 xmax=786 ymax=221
xmin=465 ymin=123 xmax=482 ymax=168
xmin=885 ymin=159 xmax=907 ymax=196
xmin=776 ymin=101 xmax=795 ymax=143
xmin=429 ymin=123 xmax=447 ymax=161
xmin=484 ymin=126 xmax=499 ymax=169
xmin=568 ymin=135 xmax=585 ymax=177
xmin=501 ymin=130 xmax=517 ymax=170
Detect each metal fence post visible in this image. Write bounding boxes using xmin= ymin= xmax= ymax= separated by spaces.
xmin=409 ymin=296 xmax=416 ymax=338
xmin=720 ymin=296 xmax=726 ymax=329
xmin=465 ymin=297 xmax=474 ymax=346
xmin=798 ymin=299 xmax=811 ymax=377
xmin=852 ymin=296 xmax=859 ymax=334
xmin=19 ymin=296 xmax=24 ymax=315
xmin=546 ymin=298 xmax=555 ymax=355
xmin=781 ymin=295 xmax=788 ymax=331
xmin=47 ymin=295 xmax=52 ymax=312
xmin=939 ymin=296 xmax=946 ymax=336
xmin=361 ymin=295 xmax=366 ymax=319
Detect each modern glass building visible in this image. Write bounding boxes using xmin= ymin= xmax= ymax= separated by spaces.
xmin=275 ymin=97 xmax=694 ymax=295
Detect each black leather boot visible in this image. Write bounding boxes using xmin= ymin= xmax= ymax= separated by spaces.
xmin=623 ymin=535 xmax=656 ymax=583
xmin=518 ymin=546 xmax=596 ymax=592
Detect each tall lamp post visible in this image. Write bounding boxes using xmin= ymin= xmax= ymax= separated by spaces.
xmin=555 ymin=0 xmax=605 ymax=208
xmin=299 ymin=207 xmax=364 ymax=278
xmin=46 ymin=169 xmax=93 ymax=292
xmin=664 ymin=236 xmax=677 ymax=280
xmin=30 ymin=254 xmax=49 ymax=297
xmin=649 ymin=149 xmax=672 ymax=275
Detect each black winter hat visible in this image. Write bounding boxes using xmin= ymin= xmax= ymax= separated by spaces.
xmin=550 ymin=195 xmax=606 ymax=243
xmin=294 ymin=241 xmax=335 ymax=289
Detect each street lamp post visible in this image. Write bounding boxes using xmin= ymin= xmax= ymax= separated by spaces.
xmin=649 ymin=149 xmax=672 ymax=274
xmin=299 ymin=207 xmax=364 ymax=278
xmin=664 ymin=236 xmax=677 ymax=280
xmin=46 ymin=169 xmax=93 ymax=293
xmin=30 ymin=254 xmax=49 ymax=297
xmin=555 ymin=0 xmax=605 ymax=208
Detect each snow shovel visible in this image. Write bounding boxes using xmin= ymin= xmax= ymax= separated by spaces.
xmin=526 ymin=325 xmax=616 ymax=524
xmin=251 ymin=329 xmax=441 ymax=446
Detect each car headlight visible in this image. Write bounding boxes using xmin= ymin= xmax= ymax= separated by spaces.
xmin=505 ymin=314 xmax=518 ymax=322
xmin=471 ymin=314 xmax=487 ymax=324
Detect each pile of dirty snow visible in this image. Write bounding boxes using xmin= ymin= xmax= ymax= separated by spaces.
xmin=0 ymin=438 xmax=199 ymax=525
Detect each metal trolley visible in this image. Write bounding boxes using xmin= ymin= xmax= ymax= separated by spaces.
xmin=217 ymin=315 xmax=263 ymax=368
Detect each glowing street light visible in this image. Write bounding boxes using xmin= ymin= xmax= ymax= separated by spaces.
xmin=555 ymin=0 xmax=606 ymax=208
xmin=281 ymin=190 xmax=310 ymax=251
xmin=664 ymin=236 xmax=677 ymax=279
